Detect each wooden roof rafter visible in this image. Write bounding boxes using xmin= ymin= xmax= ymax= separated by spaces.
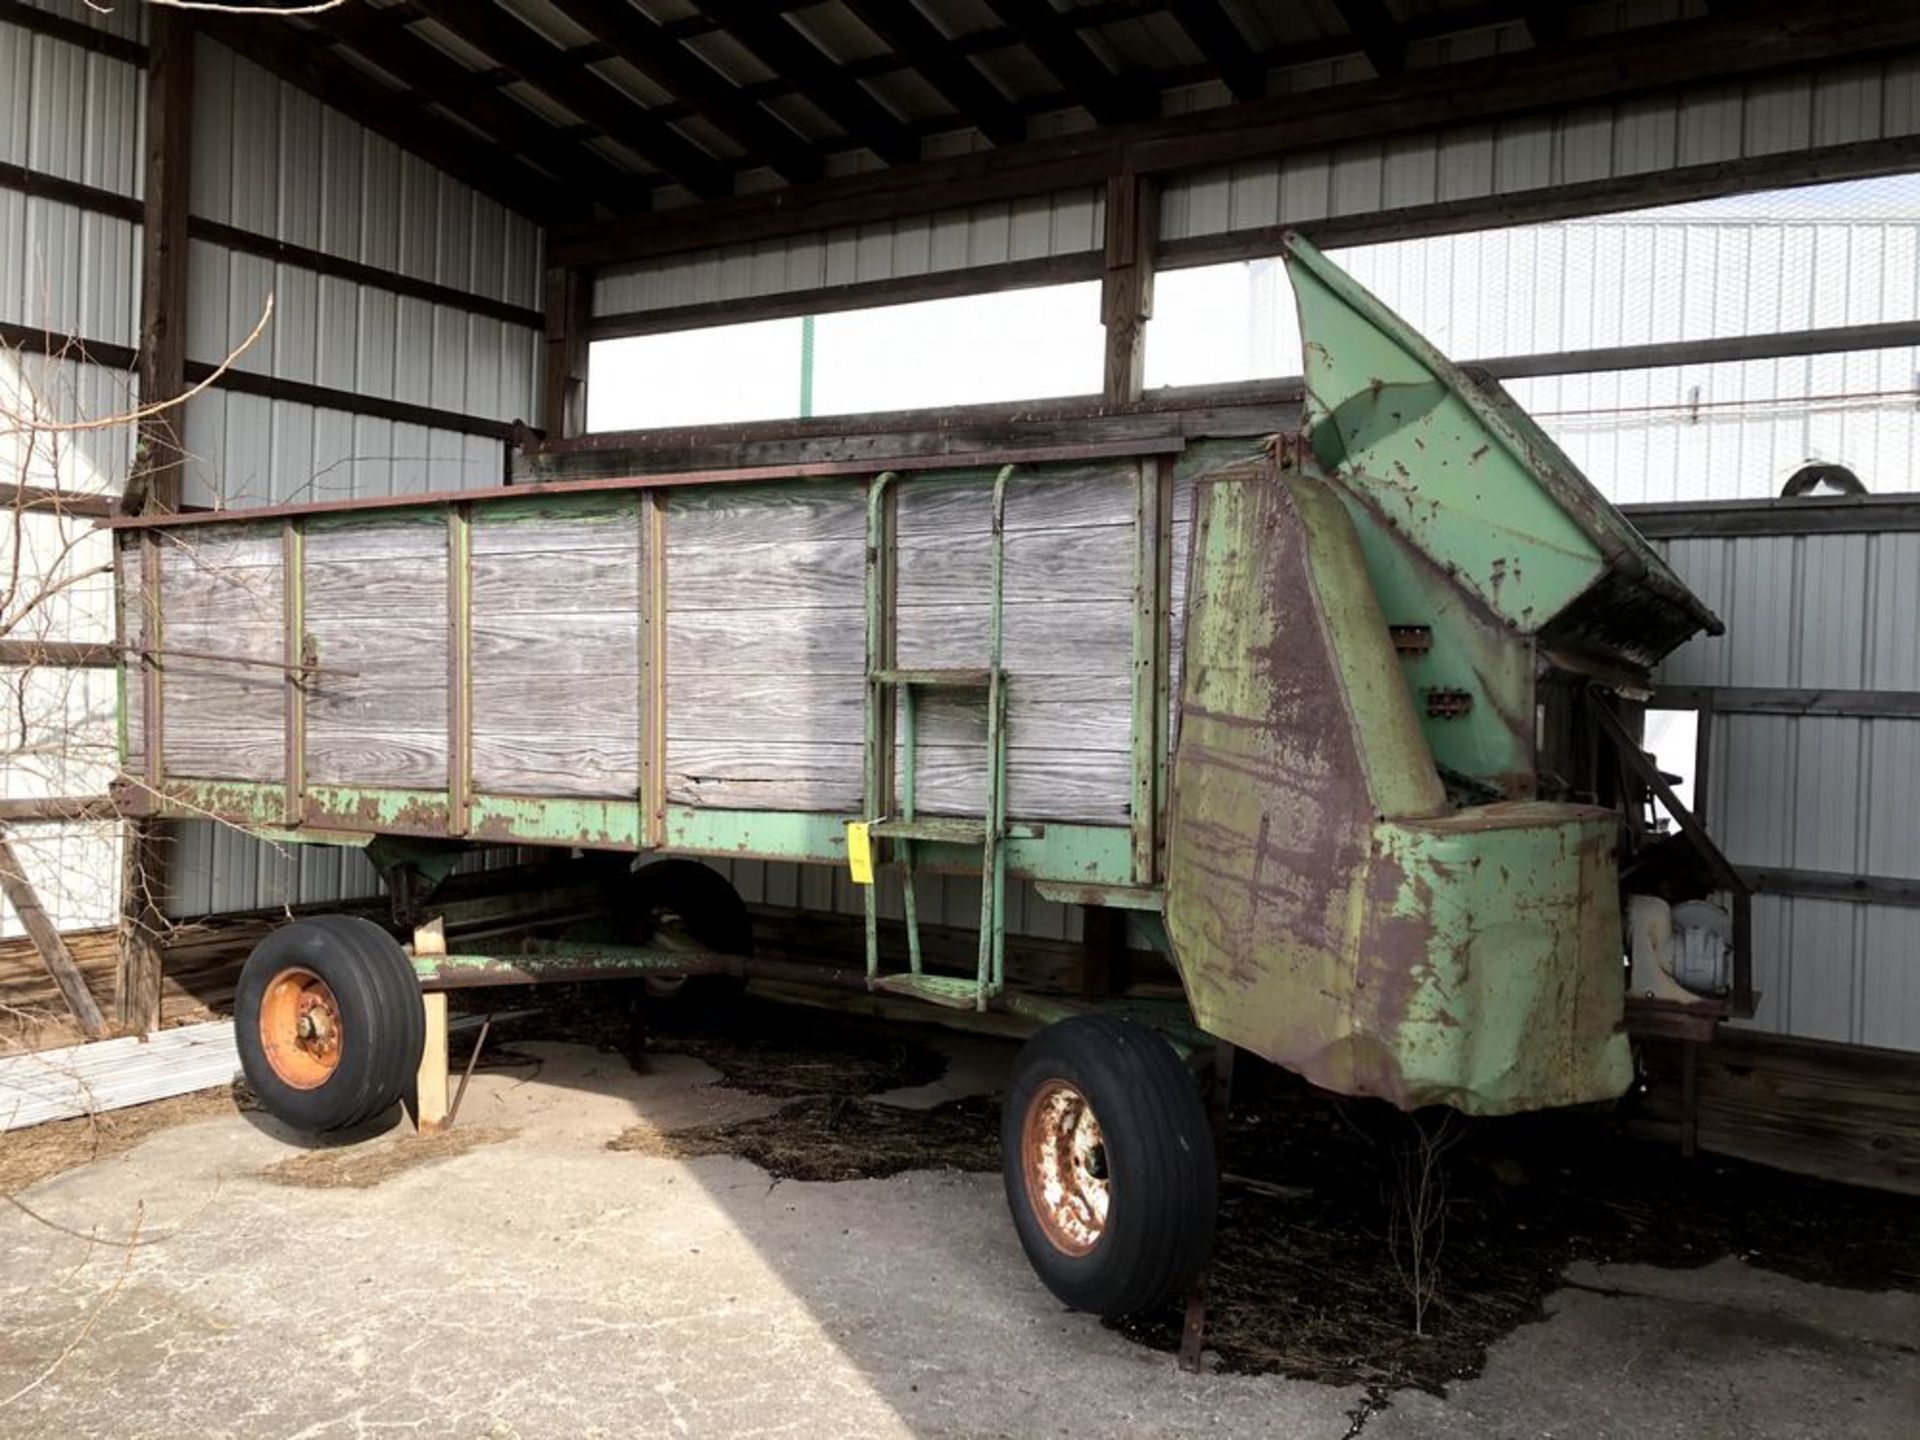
xmin=982 ymin=0 xmax=1157 ymax=126
xmin=407 ymin=0 xmax=734 ymax=200
xmin=1162 ymin=0 xmax=1267 ymax=102
xmin=839 ymin=0 xmax=1029 ymax=147
xmin=542 ymin=0 xmax=826 ymax=184
xmin=1331 ymin=0 xmax=1408 ymax=77
xmin=695 ymin=0 xmax=921 ymax=167
xmin=304 ymin=4 xmax=653 ymax=216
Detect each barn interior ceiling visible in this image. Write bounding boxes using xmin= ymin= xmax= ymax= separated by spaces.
xmin=198 ymin=0 xmax=1920 ymax=254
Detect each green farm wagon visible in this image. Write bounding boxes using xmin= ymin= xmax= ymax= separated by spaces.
xmin=109 ymin=237 xmax=1734 ymax=1318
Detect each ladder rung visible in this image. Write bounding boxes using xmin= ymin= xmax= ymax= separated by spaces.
xmin=869 ymin=817 xmax=988 ymax=845
xmin=871 ymin=973 xmax=984 ymax=1009
xmin=871 ymin=667 xmax=994 ymax=690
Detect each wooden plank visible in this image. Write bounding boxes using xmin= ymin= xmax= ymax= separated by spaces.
xmin=0 ymin=640 xmax=117 ymax=667
xmin=897 ymin=526 xmax=1134 ymax=606
xmin=543 ymin=265 xmax=593 ymax=441
xmin=158 ymin=526 xmax=286 ymax=572
xmin=913 ymin=746 xmax=1132 ymax=825
xmin=472 ymin=733 xmax=642 ymax=798
xmin=666 ymin=675 xmax=864 ymax=740
xmin=904 ymin=681 xmax=1134 ymax=751
xmin=305 ymin=558 xmax=450 ymax=619
xmin=667 ymin=537 xmax=864 ymax=612
xmin=668 ymin=608 xmax=866 ymax=675
xmin=163 ymin=731 xmax=286 ymax=783
xmin=1633 ymin=1031 xmax=1920 ymax=1197
xmin=131 ymin=6 xmax=190 ymax=516
xmin=416 ymin=986 xmax=449 ymax=1135
xmin=475 ymin=613 xmax=642 ymax=676
xmin=666 ymin=740 xmax=864 ymax=813
xmin=471 ymin=497 xmax=646 ymax=551
xmin=305 ymin=731 xmax=449 ymax=789
xmin=473 ymin=672 xmax=642 ymax=732
xmin=640 ymin=490 xmax=667 ymax=847
xmin=119 ymin=546 xmax=144 ymax=773
xmin=304 ymin=515 xmax=453 ymax=563
xmin=895 ymin=466 xmax=1137 ymax=536
xmin=0 ymin=797 xmax=117 ymax=822
xmin=1102 ymin=170 xmax=1156 ymax=404
xmin=160 ymin=619 xmax=286 ymax=664
xmin=666 ymin=481 xmax=868 ymax=547
xmin=114 ymin=822 xmax=167 ymax=1034
xmin=472 ymin=549 xmax=643 ymax=616
xmin=897 ymin=600 xmax=1133 ymax=675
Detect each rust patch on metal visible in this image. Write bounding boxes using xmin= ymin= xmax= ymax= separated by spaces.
xmin=1020 ymin=1079 xmax=1110 ymax=1257
xmin=258 ymin=966 xmax=342 ymax=1091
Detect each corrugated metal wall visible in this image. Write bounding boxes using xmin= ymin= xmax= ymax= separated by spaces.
xmin=0 ymin=0 xmax=143 ymax=935
xmin=164 ymin=35 xmax=545 ymax=916
xmin=1340 ymin=203 xmax=1920 ymax=501
xmin=1657 ymin=528 xmax=1920 ymax=1052
xmin=180 ymin=38 xmax=542 ymax=509
xmin=594 ymin=187 xmax=1105 ymax=319
xmin=1159 ymin=49 xmax=1920 ymax=242
xmin=1 ymin=4 xmax=545 ymax=929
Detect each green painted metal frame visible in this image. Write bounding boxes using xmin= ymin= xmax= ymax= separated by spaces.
xmin=860 ymin=463 xmax=1017 ymax=1011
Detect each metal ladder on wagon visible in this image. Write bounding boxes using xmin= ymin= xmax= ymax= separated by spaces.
xmin=860 ymin=464 xmax=1017 ymax=1011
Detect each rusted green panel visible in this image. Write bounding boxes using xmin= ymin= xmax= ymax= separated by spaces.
xmin=1282 ymin=232 xmax=1715 ymax=669
xmin=1164 ymin=468 xmax=1631 ymax=1114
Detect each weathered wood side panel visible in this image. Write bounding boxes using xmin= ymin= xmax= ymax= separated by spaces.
xmin=157 ymin=527 xmax=284 ymax=782
xmin=665 ymin=482 xmax=867 ymax=812
xmin=471 ymin=498 xmax=644 ymax=797
xmin=895 ymin=465 xmax=1139 ymax=825
xmin=117 ymin=545 xmax=144 ymax=774
xmin=303 ymin=518 xmax=448 ymax=789
xmin=1170 ymin=464 xmax=1196 ymax=750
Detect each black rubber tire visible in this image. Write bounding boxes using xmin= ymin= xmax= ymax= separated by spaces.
xmin=234 ymin=915 xmax=425 ymax=1133
xmin=618 ymin=859 xmax=754 ymax=956
xmin=1001 ymin=1015 xmax=1218 ymax=1318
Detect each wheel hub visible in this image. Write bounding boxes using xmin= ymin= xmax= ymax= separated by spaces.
xmin=1021 ymin=1080 xmax=1111 ymax=1256
xmin=259 ymin=967 xmax=344 ymax=1090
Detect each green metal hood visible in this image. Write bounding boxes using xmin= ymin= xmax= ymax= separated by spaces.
xmin=1281 ymin=232 xmax=1721 ymax=670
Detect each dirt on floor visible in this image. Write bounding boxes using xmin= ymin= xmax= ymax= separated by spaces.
xmin=11 ymin=992 xmax=1919 ymax=1404
xmin=0 ymin=1082 xmax=255 ymax=1197
xmin=611 ymin=1095 xmax=999 ymax=1181
xmin=556 ymin=997 xmax=1920 ymax=1398
xmin=259 ymin=1126 xmax=519 ymax=1189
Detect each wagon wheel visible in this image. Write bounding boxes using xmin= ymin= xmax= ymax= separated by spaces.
xmin=1002 ymin=1016 xmax=1218 ymax=1318
xmin=235 ymin=915 xmax=425 ymax=1133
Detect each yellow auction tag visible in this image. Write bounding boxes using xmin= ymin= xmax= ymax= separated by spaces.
xmin=845 ymin=821 xmax=874 ymax=886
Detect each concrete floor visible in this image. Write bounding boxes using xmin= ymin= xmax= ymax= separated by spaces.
xmin=2 ymin=1035 xmax=1915 ymax=1440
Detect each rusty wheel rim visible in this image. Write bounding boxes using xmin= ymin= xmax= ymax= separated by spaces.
xmin=1021 ymin=1079 xmax=1111 ymax=1256
xmin=258 ymin=966 xmax=344 ymax=1090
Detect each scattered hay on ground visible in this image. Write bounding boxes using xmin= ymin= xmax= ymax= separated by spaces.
xmin=1114 ymin=1065 xmax=1920 ymax=1397
xmin=0 ymin=1082 xmax=254 ymax=1197
xmin=259 ymin=1126 xmax=518 ymax=1189
xmin=609 ymin=1095 xmax=998 ymax=1182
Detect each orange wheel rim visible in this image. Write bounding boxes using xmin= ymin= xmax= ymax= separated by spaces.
xmin=258 ymin=966 xmax=344 ymax=1089
xmin=1021 ymin=1080 xmax=1110 ymax=1256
